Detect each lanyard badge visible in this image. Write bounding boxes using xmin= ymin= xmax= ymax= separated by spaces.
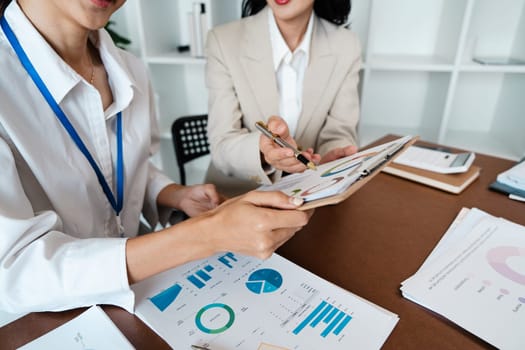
xmin=1 ymin=17 xmax=125 ymax=231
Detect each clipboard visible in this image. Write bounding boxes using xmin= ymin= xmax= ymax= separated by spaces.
xmin=259 ymin=135 xmax=418 ymax=210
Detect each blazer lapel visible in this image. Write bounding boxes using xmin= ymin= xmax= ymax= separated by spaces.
xmin=296 ymin=17 xmax=336 ymax=140
xmin=240 ymin=7 xmax=279 ymax=121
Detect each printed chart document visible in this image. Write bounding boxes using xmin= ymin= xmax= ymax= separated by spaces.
xmin=259 ymin=135 xmax=415 ymax=210
xmin=132 ymin=253 xmax=399 ymax=350
xmin=401 ymin=208 xmax=525 ymax=350
xmin=18 ymin=305 xmax=134 ymax=349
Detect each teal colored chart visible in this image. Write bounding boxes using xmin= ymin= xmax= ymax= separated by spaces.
xmin=195 ymin=303 xmax=235 ymax=334
xmin=245 ymin=268 xmax=283 ymax=294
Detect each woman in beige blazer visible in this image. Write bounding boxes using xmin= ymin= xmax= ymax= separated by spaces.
xmin=205 ymin=0 xmax=361 ymax=196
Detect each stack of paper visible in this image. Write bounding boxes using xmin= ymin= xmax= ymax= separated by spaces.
xmin=18 ymin=306 xmax=134 ymax=349
xmin=401 ymin=208 xmax=525 ymax=350
xmin=132 ymin=253 xmax=399 ymax=350
xmin=490 ymin=158 xmax=525 ymax=201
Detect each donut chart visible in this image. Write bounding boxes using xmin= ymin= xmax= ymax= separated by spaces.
xmin=486 ymin=246 xmax=525 ymax=285
xmin=195 ymin=303 xmax=235 ymax=334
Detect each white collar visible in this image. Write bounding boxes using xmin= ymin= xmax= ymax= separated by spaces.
xmin=268 ymin=8 xmax=314 ymax=70
xmin=3 ymin=1 xmax=137 ymax=116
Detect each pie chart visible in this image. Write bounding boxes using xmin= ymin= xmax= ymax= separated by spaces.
xmin=245 ymin=268 xmax=283 ymax=294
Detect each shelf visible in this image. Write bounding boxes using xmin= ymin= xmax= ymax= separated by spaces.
xmin=367 ymin=0 xmax=468 ymax=63
xmin=359 ymin=125 xmax=424 ymax=147
xmin=366 ymin=54 xmax=454 ymax=71
xmin=445 ymin=71 xmax=525 ymax=160
xmin=459 ymin=62 xmax=525 ymax=73
xmin=461 ymin=0 xmax=525 ymax=65
xmin=444 ymin=130 xmax=523 ymax=161
xmin=361 ymin=70 xmax=450 ymax=142
xmin=146 ymin=51 xmax=206 ymax=65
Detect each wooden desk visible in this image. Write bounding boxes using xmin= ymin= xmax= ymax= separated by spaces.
xmin=1 ymin=135 xmax=523 ymax=350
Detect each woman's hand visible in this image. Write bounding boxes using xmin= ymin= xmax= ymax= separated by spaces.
xmin=126 ymin=190 xmax=312 ymax=283
xmin=320 ymin=145 xmax=358 ymax=164
xmin=259 ymin=116 xmax=320 ymax=173
xmin=196 ymin=191 xmax=314 ymax=260
xmin=157 ymin=183 xmax=225 ymax=217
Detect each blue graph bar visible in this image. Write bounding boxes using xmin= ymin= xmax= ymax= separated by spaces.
xmin=334 ymin=315 xmax=352 ymax=335
xmin=149 ymin=283 xmax=182 ymax=311
xmin=218 ymin=252 xmax=237 ymax=268
xmin=204 ymin=265 xmax=214 ymax=272
xmin=321 ymin=311 xmax=345 ymax=338
xmin=293 ymin=301 xmax=327 ymax=335
xmin=311 ymin=304 xmax=333 ymax=327
xmin=196 ymin=269 xmax=211 ymax=281
xmin=187 ymin=275 xmax=205 ymax=289
xmin=324 ymin=307 xmax=339 ymax=323
xmin=293 ymin=301 xmax=352 ymax=339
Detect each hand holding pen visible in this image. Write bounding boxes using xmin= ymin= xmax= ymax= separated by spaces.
xmin=256 ymin=117 xmax=319 ymax=173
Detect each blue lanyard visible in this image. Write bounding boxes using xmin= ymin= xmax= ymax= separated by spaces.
xmin=1 ymin=17 xmax=124 ymax=215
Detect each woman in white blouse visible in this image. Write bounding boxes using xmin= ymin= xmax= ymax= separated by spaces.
xmin=0 ymin=0 xmax=311 ymax=313
xmin=205 ymin=0 xmax=362 ymax=196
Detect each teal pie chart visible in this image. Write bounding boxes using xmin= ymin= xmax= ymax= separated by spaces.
xmin=245 ymin=268 xmax=283 ymax=294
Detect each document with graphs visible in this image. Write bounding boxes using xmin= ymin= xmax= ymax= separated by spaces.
xmin=18 ymin=306 xmax=133 ymax=349
xmin=132 ymin=253 xmax=398 ymax=350
xmin=401 ymin=208 xmax=525 ymax=350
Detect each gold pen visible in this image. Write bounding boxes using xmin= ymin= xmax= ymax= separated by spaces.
xmin=255 ymin=121 xmax=317 ymax=171
xmin=191 ymin=345 xmax=211 ymax=350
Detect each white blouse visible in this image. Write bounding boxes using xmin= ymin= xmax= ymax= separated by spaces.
xmin=268 ymin=9 xmax=314 ymax=137
xmin=0 ymin=2 xmax=173 ymax=313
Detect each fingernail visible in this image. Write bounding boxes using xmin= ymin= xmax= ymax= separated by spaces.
xmin=290 ymin=196 xmax=304 ymax=206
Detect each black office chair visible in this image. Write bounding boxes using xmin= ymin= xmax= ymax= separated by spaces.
xmin=171 ymin=114 xmax=210 ymax=185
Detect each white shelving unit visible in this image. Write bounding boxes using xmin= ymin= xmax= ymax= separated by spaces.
xmin=112 ymin=0 xmax=242 ymax=182
xmin=113 ymin=0 xmax=524 ymax=182
xmin=355 ymin=0 xmax=525 ymax=161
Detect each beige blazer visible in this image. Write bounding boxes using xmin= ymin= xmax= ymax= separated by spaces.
xmin=205 ymin=7 xmax=361 ymax=197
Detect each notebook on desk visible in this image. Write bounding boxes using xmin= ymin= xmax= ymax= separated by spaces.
xmin=489 ymin=157 xmax=525 ymax=198
xmin=258 ymin=135 xmax=418 ymax=210
xmin=383 ymin=162 xmax=481 ymax=194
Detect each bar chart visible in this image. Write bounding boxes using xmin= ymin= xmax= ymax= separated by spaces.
xmin=293 ymin=300 xmax=352 ymax=339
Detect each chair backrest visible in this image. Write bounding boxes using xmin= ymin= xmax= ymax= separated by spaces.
xmin=171 ymin=114 xmax=210 ymax=185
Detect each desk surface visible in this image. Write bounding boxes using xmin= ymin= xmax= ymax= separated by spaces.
xmin=1 ymin=135 xmax=523 ymax=350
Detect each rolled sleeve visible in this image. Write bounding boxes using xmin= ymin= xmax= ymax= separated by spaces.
xmin=142 ymin=163 xmax=175 ymax=228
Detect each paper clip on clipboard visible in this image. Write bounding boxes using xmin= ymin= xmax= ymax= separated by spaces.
xmin=357 ymin=138 xmax=409 ymax=177
xmin=297 ymin=135 xmax=417 ymax=210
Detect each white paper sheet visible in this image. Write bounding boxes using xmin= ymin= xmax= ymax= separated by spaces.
xmin=17 ymin=305 xmax=134 ymax=349
xmin=132 ymin=253 xmax=398 ymax=350
xmin=401 ymin=209 xmax=525 ymax=350
xmin=498 ymin=159 xmax=525 ymax=191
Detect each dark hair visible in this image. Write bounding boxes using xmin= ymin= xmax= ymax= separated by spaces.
xmin=241 ymin=0 xmax=351 ymax=26
xmin=0 ymin=0 xmax=12 ymax=16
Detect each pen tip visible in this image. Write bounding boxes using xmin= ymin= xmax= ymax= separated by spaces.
xmin=307 ymin=162 xmax=317 ymax=171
